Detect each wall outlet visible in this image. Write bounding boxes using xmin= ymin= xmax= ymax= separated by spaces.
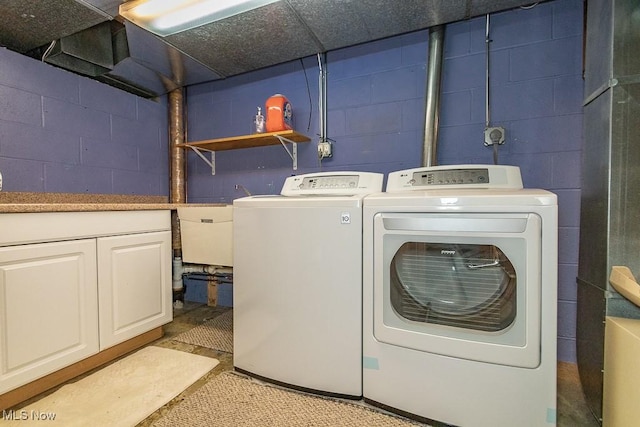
xmin=484 ymin=126 xmax=506 ymax=146
xmin=0 ymin=170 xmax=3 ymax=191
xmin=318 ymin=141 xmax=332 ymax=159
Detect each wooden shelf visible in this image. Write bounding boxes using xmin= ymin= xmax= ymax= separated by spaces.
xmin=178 ymin=130 xmax=311 ymax=175
xmin=178 ymin=130 xmax=310 ymax=152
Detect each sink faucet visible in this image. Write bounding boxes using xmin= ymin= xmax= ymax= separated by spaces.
xmin=235 ymin=184 xmax=251 ymax=196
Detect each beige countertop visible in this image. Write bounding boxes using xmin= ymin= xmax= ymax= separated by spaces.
xmin=0 ymin=192 xmax=227 ymax=213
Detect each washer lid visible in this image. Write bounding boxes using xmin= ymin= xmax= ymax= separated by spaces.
xmin=233 ymin=194 xmax=366 ymax=208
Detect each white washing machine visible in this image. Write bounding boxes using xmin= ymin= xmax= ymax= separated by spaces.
xmin=233 ymin=171 xmax=383 ymax=398
xmin=362 ymin=165 xmax=558 ymax=426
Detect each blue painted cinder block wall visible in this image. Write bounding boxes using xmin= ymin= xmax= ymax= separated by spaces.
xmin=186 ymin=0 xmax=583 ymax=363
xmin=0 ymin=0 xmax=583 ymax=362
xmin=0 ymin=48 xmax=169 ymax=195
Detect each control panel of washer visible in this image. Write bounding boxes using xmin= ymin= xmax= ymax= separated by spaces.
xmin=281 ymin=172 xmax=384 ymax=196
xmin=386 ymin=165 xmax=523 ymax=191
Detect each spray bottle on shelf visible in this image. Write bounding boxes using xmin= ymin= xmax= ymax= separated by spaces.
xmin=254 ymin=107 xmax=265 ymax=133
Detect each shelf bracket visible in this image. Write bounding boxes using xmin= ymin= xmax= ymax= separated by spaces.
xmin=187 ymin=146 xmax=216 ymax=175
xmin=274 ymin=135 xmax=298 ymax=170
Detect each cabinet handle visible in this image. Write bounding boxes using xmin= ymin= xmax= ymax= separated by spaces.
xmin=610 ymin=266 xmax=640 ymax=308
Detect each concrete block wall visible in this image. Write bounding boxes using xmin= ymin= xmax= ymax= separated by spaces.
xmin=186 ymin=0 xmax=583 ymax=362
xmin=438 ymin=0 xmax=584 ymax=363
xmin=0 ymin=48 xmax=169 ymax=195
xmin=0 ymin=0 xmax=584 ymax=362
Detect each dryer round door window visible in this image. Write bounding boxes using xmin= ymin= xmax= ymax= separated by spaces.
xmin=390 ymin=242 xmax=516 ymax=332
xmin=372 ymin=212 xmax=542 ymax=368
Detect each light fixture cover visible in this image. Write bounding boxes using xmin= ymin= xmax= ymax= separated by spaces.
xmin=119 ymin=0 xmax=280 ymax=37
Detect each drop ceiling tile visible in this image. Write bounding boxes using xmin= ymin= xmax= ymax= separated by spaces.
xmin=352 ymin=0 xmax=469 ymax=40
xmin=286 ymin=0 xmax=371 ymax=51
xmin=166 ymin=2 xmax=321 ymax=77
xmin=0 ymin=0 xmax=107 ymax=52
xmin=470 ymin=0 xmax=542 ymax=16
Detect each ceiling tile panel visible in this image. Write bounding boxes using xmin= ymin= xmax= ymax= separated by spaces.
xmin=286 ymin=0 xmax=372 ymax=51
xmin=352 ymin=0 xmax=469 ymax=40
xmin=167 ymin=2 xmax=321 ymax=77
xmin=0 ymin=0 xmax=108 ymax=52
xmin=470 ymin=0 xmax=540 ymax=16
xmin=0 ymin=0 xmax=548 ymax=95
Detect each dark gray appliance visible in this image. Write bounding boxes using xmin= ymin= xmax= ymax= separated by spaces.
xmin=577 ymin=0 xmax=640 ymax=424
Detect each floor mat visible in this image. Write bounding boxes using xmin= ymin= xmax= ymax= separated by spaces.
xmin=1 ymin=346 xmax=219 ymax=427
xmin=173 ymin=310 xmax=233 ymax=353
xmin=151 ymin=371 xmax=425 ymax=427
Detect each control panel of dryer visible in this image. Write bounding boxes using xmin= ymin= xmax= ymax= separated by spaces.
xmin=281 ymin=172 xmax=384 ymax=196
xmin=411 ymin=168 xmax=493 ymax=186
xmin=386 ymin=165 xmax=523 ymax=191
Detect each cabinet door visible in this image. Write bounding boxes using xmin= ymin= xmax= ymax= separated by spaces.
xmin=97 ymin=231 xmax=172 ymax=350
xmin=0 ymin=240 xmax=99 ymax=394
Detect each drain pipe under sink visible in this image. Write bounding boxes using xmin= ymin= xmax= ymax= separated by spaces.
xmin=172 ymin=258 xmax=230 ymax=307
xmin=172 ymin=257 xmax=227 ymax=286
xmin=169 ymin=88 xmax=187 ymax=302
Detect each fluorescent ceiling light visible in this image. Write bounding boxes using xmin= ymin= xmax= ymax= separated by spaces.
xmin=119 ymin=0 xmax=281 ymax=37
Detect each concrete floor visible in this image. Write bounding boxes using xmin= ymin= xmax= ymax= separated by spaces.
xmin=136 ymin=302 xmax=601 ymax=426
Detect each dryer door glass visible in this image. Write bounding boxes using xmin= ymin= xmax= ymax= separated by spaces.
xmin=390 ymin=242 xmax=516 ymax=332
xmin=373 ymin=212 xmax=542 ymax=367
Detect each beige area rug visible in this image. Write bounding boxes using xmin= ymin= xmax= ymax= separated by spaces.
xmin=0 ymin=346 xmax=219 ymax=427
xmin=152 ymin=372 xmax=425 ymax=427
xmin=173 ymin=310 xmax=233 ymax=353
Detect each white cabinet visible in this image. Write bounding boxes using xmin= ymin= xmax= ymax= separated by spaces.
xmin=0 ymin=210 xmax=172 ymax=396
xmin=97 ymin=231 xmax=172 ymax=350
xmin=0 ymin=240 xmax=99 ymax=394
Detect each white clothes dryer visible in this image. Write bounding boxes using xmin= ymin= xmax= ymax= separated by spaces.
xmin=362 ymin=165 xmax=557 ymax=426
xmin=233 ymin=171 xmax=383 ymax=398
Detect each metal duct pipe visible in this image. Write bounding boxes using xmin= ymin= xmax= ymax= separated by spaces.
xmin=422 ymin=25 xmax=445 ymax=167
xmin=169 ymin=88 xmax=186 ymax=258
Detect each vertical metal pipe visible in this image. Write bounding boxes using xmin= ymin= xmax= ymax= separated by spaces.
xmin=422 ymin=25 xmax=445 ymax=167
xmin=485 ymin=14 xmax=491 ymax=129
xmin=169 ymin=88 xmax=186 ymax=256
xmin=319 ymin=53 xmax=327 ymax=141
